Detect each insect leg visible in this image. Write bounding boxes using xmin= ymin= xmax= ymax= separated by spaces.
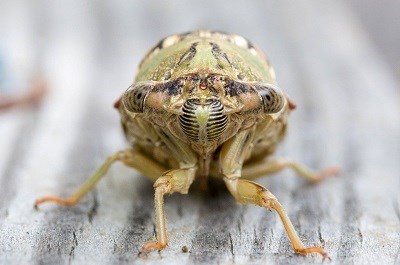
xmin=140 ymin=167 xmax=196 ymax=254
xmin=34 ymin=148 xmax=167 ymax=208
xmin=220 ymin=129 xmax=329 ymax=259
xmin=242 ymin=158 xmax=339 ymax=183
xmin=138 ymin=128 xmax=198 ymax=254
xmin=223 ymin=178 xmax=329 ymax=259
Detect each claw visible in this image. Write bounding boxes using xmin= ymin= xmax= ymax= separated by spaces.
xmin=139 ymin=241 xmax=166 ymax=257
xmin=34 ymin=195 xmax=77 ymax=209
xmin=310 ymin=166 xmax=341 ymax=184
xmin=295 ymin=246 xmax=330 ymax=260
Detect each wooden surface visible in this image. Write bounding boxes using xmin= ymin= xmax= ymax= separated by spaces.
xmin=1 ymin=1 xmax=399 ymax=265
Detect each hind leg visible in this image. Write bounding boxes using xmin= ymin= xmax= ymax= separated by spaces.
xmin=242 ymin=158 xmax=339 ymax=182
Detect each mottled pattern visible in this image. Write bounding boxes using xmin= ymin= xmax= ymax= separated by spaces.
xmin=135 ymin=31 xmax=275 ymax=82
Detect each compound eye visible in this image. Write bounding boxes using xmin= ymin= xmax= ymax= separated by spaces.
xmin=122 ymin=82 xmax=153 ymax=113
xmin=253 ymin=83 xmax=285 ymax=114
xmin=223 ymin=80 xmax=286 ymax=114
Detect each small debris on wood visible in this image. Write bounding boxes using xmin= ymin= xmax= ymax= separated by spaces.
xmin=181 ymin=245 xmax=189 ymax=253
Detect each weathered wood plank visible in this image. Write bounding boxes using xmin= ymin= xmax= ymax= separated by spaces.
xmin=270 ymin=2 xmax=400 ymax=264
xmin=0 ymin=1 xmax=399 ymax=265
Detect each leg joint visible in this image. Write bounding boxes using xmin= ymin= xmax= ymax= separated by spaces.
xmin=259 ymin=192 xmax=279 ymax=209
xmin=154 ymin=168 xmax=196 ymax=195
xmin=154 ymin=176 xmax=172 ymax=194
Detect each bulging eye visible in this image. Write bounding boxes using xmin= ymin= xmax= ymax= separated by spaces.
xmin=122 ymin=82 xmax=153 ymax=113
xmin=223 ymin=79 xmax=285 ymax=114
xmin=254 ymin=83 xmax=285 ymax=113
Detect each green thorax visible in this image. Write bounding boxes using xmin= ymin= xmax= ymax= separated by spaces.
xmin=135 ymin=31 xmax=276 ymax=84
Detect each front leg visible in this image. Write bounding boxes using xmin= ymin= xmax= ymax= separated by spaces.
xmin=223 ymin=178 xmax=329 ymax=259
xmin=220 ymin=129 xmax=329 ymax=259
xmin=140 ymin=128 xmax=198 ymax=254
xmin=140 ymin=167 xmax=196 ymax=254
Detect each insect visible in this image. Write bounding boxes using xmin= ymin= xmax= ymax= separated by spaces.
xmin=35 ymin=30 xmax=339 ymax=259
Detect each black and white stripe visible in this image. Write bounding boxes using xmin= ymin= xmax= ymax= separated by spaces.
xmin=179 ymin=99 xmax=228 ymax=142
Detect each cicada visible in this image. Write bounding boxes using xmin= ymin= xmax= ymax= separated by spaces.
xmin=35 ymin=30 xmax=338 ymax=259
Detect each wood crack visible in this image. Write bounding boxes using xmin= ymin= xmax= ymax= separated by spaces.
xmin=68 ymin=231 xmax=79 ymax=264
xmin=229 ymin=233 xmax=235 ymax=261
xmin=318 ymin=226 xmax=325 ymax=247
xmin=88 ymin=190 xmax=99 ymax=224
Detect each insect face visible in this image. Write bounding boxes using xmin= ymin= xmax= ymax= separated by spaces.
xmin=178 ymin=75 xmax=228 ymax=143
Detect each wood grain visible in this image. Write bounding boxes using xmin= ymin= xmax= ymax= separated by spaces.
xmin=0 ymin=1 xmax=399 ymax=265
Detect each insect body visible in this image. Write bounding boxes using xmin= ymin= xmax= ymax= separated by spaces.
xmin=35 ymin=30 xmax=338 ymax=259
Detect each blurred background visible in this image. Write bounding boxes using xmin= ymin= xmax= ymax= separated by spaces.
xmin=349 ymin=0 xmax=400 ymax=79
xmin=0 ymin=0 xmax=399 ymax=103
xmin=0 ymin=1 xmax=399 ymax=265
